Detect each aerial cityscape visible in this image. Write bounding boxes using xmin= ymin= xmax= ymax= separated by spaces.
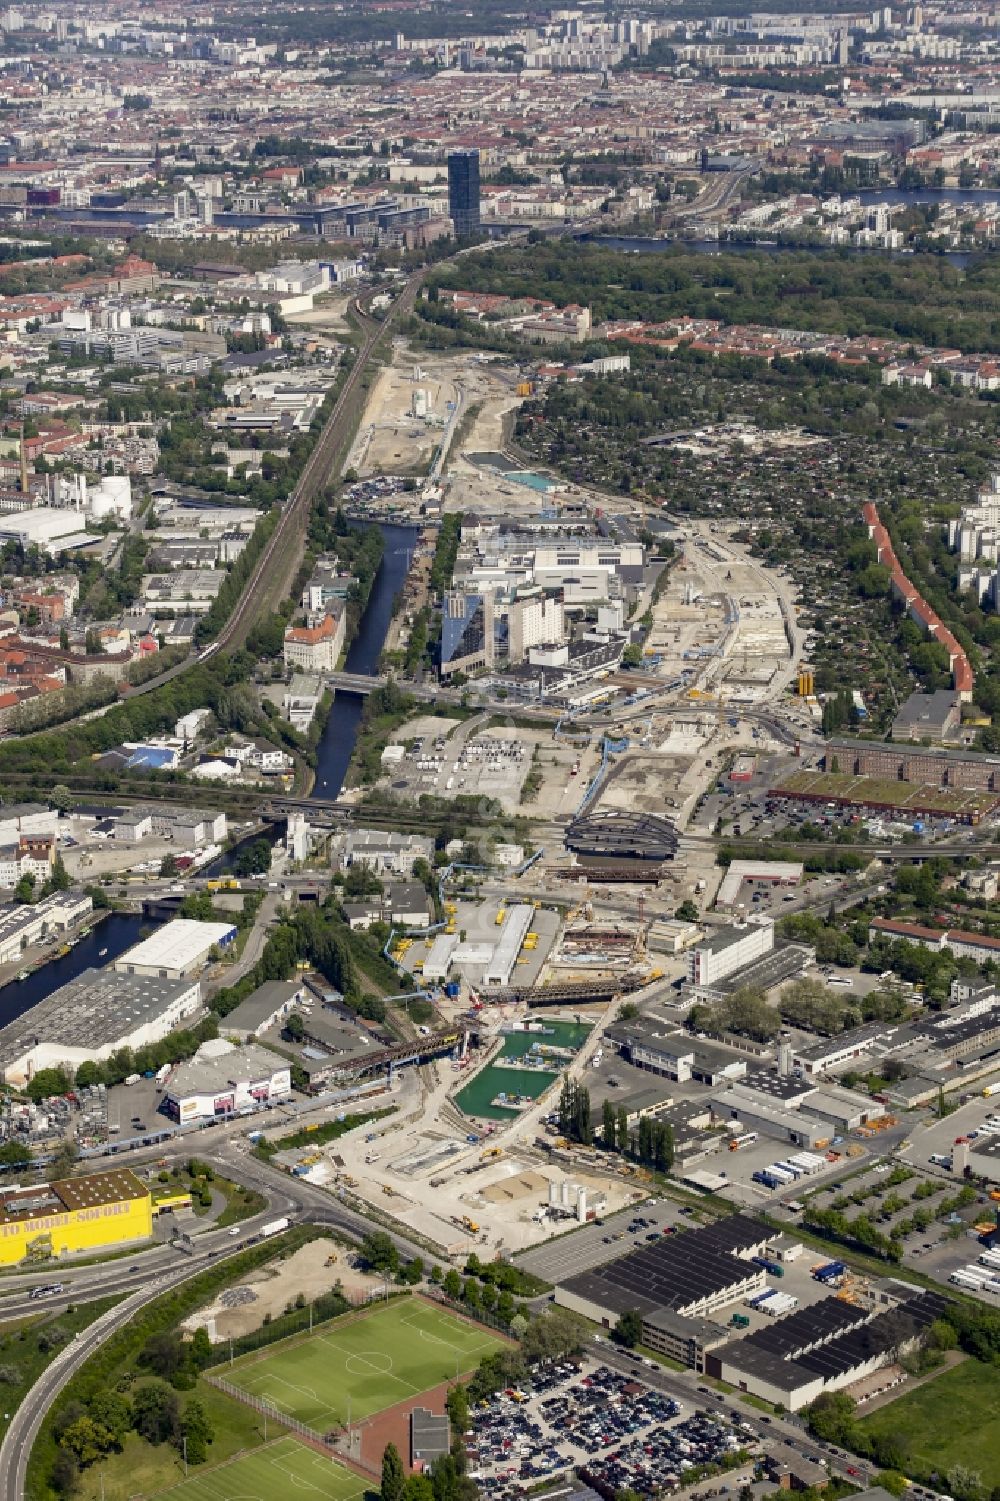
xmin=1 ymin=1 xmax=1000 ymax=1499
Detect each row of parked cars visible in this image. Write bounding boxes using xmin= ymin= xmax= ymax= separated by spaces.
xmin=580 ymin=1408 xmax=754 ymax=1500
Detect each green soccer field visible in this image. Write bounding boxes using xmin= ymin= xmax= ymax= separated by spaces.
xmin=159 ymin=1437 xmax=369 ymax=1501
xmin=226 ymin=1297 xmax=506 ymax=1431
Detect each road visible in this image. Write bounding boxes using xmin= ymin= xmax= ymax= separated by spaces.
xmin=0 ymin=1133 xmax=439 ymax=1496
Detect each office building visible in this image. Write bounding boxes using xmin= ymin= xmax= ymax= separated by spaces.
xmin=688 ymin=916 xmax=774 ymax=988
xmin=448 ymin=148 xmax=481 ymax=238
xmin=441 ymin=590 xmax=494 ymax=677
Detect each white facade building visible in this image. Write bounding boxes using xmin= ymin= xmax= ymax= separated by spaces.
xmin=688 ymin=916 xmax=774 ymax=988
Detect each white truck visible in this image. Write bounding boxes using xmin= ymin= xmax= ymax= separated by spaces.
xmin=260 ymin=1217 xmax=290 ymax=1239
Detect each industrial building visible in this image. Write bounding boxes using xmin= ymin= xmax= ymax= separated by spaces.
xmin=162 ymin=1041 xmax=292 ymax=1123
xmin=605 ymin=1015 xmax=749 ymax=1086
xmin=0 ymin=969 xmax=202 ymax=1086
xmin=0 ymin=1168 xmax=152 ymax=1265
xmin=0 ymin=890 xmax=92 ymax=965
xmin=555 ymin=1214 xmax=769 ymax=1329
xmin=706 ymin=1288 xmax=948 ymax=1410
xmin=114 ymin=918 xmax=237 ymax=979
xmin=688 ymin=917 xmax=774 ymax=989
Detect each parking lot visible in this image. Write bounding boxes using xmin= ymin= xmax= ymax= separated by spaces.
xmin=516 ymin=1201 xmax=689 ymax=1283
xmin=467 ymin=1361 xmax=757 ymax=1501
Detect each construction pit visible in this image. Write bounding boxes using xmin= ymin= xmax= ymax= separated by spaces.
xmin=345 ymin=345 xmax=522 ymax=481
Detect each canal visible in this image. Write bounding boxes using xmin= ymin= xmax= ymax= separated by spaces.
xmin=455 ymin=1019 xmax=593 ymax=1122
xmin=311 ymin=522 xmax=420 ymax=800
xmin=0 ymin=911 xmax=150 ymax=1026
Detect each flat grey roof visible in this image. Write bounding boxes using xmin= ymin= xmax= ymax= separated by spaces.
xmin=0 ymin=968 xmax=196 ymax=1066
xmin=224 ymin=980 xmax=301 ymax=1032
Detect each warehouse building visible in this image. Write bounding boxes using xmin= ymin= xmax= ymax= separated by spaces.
xmin=688 ymin=917 xmax=774 ymax=989
xmin=966 ymin=1134 xmax=1000 ymax=1184
xmin=555 ymin=1214 xmax=768 ymax=1328
xmin=115 ymin=918 xmax=236 ymax=979
xmin=0 ymin=1168 xmax=152 ymax=1265
xmin=220 ymin=980 xmax=304 ymax=1042
xmin=710 ymin=1086 xmax=831 ymax=1148
xmin=0 ymin=890 xmax=92 ymax=965
xmin=706 ymin=1288 xmax=948 ymax=1410
xmin=0 ymin=969 xmax=202 ymax=1086
xmin=162 ymin=1041 xmax=292 ymax=1124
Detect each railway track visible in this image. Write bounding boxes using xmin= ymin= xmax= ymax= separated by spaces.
xmin=213 ymin=274 xmax=424 ymax=652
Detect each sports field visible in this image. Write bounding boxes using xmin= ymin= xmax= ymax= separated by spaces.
xmin=159 ymin=1437 xmax=368 ymax=1501
xmin=227 ymin=1297 xmax=506 ymax=1431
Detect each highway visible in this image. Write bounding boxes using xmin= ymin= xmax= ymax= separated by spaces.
xmin=0 ymin=1135 xmax=436 ymax=1496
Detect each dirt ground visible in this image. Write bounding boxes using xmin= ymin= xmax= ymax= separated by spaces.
xmin=183 ymin=1239 xmax=384 ymax=1343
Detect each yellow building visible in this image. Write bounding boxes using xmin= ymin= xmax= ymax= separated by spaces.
xmin=0 ymin=1168 xmax=152 ymax=1265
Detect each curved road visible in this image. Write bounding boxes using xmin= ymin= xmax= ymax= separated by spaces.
xmin=0 ymin=1145 xmax=432 ymax=1497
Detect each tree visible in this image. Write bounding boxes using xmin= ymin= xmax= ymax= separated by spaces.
xmin=73 ymin=1060 xmax=103 ymax=1090
xmin=50 ymin=1448 xmax=79 ymax=1496
xmin=405 ymin=1477 xmax=435 ymax=1501
xmin=131 ymin=1382 xmax=180 ymax=1445
xmin=60 ymin=1415 xmax=116 ymax=1467
xmin=381 ymin=1442 xmax=406 ymax=1501
xmin=88 ymin=1391 xmax=131 ymax=1450
xmin=675 ymin=899 xmax=699 ymax=922
xmin=180 ymin=1396 xmax=214 ymax=1464
xmin=805 ymin=1389 xmax=857 ymax=1445
xmin=602 ymin=1097 xmax=617 ymax=1150
xmin=874 ymin=1474 xmax=909 ymax=1498
xmin=442 ymin=1268 xmax=462 ymax=1299
xmin=285 ymin=1011 xmax=305 ymax=1043
xmin=614 ymin=1309 xmax=643 ymax=1348
xmin=446 ymin=1383 xmax=470 ymax=1435
xmin=359 ymin=1231 xmax=399 ymax=1276
xmin=140 ymin=1331 xmax=189 ymax=1384
xmin=26 ymin=1066 xmax=70 ymax=1103
xmin=160 ymin=854 xmax=179 ymax=879
xmin=14 ymin=873 xmax=35 ymax=904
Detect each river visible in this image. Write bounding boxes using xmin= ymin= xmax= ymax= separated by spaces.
xmin=311 ymin=522 xmax=421 ymax=800
xmin=0 ymin=911 xmax=149 ymax=1026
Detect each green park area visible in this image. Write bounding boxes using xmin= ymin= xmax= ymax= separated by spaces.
xmin=856 ymin=1359 xmax=1000 ymax=1491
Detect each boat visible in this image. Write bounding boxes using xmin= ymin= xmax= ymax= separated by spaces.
xmin=98 ymin=947 xmax=108 ymax=958
xmin=15 ymin=970 xmax=28 ymax=982
xmin=57 ymin=944 xmax=70 ymax=957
